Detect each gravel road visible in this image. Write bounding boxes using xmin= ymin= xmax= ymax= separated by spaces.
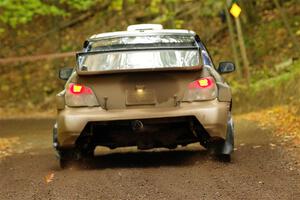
xmin=0 ymin=118 xmax=299 ymax=200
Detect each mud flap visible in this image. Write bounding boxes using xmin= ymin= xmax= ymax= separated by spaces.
xmin=221 ymin=114 xmax=234 ymax=155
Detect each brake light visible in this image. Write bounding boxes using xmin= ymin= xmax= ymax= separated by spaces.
xmin=69 ymin=83 xmax=92 ymax=94
xmin=189 ymin=77 xmax=214 ymax=89
xmin=66 ymin=83 xmax=99 ymax=107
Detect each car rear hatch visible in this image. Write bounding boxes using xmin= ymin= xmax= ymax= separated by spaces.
xmin=76 ymin=69 xmax=203 ymax=109
xmin=66 ymin=33 xmax=217 ymax=109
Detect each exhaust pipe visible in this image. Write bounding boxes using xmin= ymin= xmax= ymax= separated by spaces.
xmin=132 ymin=120 xmax=144 ymax=131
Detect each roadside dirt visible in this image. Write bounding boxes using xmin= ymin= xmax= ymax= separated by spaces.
xmin=0 ymin=118 xmax=299 ymax=200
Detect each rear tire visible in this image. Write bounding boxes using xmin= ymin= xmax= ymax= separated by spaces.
xmin=216 ymin=154 xmax=231 ymax=162
xmin=59 ymin=158 xmax=69 ymax=169
xmin=57 ymin=149 xmax=76 ymax=169
xmin=58 ymin=147 xmax=95 ymax=169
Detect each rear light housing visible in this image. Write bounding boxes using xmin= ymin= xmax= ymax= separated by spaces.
xmin=69 ymin=84 xmax=93 ymax=95
xmin=65 ymin=83 xmax=99 ymax=107
xmin=188 ymin=77 xmax=215 ymax=89
xmin=183 ymin=77 xmax=217 ymax=102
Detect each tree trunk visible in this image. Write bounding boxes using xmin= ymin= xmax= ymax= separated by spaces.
xmin=239 ymin=0 xmax=258 ymax=24
xmin=224 ymin=6 xmax=241 ymax=78
xmin=273 ymin=0 xmax=300 ymax=56
xmin=235 ymin=17 xmax=250 ymax=84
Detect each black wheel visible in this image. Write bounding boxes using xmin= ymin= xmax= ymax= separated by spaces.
xmin=80 ymin=147 xmax=95 ymax=161
xmin=57 ymin=148 xmax=79 ymax=169
xmin=59 ymin=158 xmax=69 ymax=169
xmin=82 ymin=144 xmax=95 ymax=156
xmin=216 ymin=154 xmax=231 ymax=162
xmin=58 ymin=147 xmax=95 ymax=169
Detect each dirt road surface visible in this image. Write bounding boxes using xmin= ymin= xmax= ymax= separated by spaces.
xmin=0 ymin=118 xmax=299 ymax=200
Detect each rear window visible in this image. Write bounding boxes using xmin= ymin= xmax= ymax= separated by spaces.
xmin=77 ymin=35 xmax=201 ymax=72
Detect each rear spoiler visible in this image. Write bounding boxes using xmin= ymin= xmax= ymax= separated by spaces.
xmin=76 ymin=65 xmax=202 ymax=75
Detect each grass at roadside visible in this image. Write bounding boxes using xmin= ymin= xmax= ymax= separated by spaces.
xmin=239 ymin=106 xmax=300 ymax=147
xmin=233 ymin=60 xmax=300 ymax=113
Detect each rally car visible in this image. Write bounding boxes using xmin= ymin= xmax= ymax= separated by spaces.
xmin=53 ymin=24 xmax=235 ymax=168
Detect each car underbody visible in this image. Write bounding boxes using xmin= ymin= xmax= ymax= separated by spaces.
xmin=77 ymin=116 xmax=207 ymax=150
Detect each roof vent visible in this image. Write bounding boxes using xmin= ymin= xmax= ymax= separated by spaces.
xmin=127 ymin=24 xmax=163 ymax=31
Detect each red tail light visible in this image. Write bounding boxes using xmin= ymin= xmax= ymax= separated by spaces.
xmin=188 ymin=77 xmax=214 ymax=89
xmin=69 ymin=83 xmax=92 ymax=94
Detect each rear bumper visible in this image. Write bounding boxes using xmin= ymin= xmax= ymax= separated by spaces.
xmin=57 ymin=99 xmax=230 ymax=147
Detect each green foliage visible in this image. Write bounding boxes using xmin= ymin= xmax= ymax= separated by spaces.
xmin=59 ymin=0 xmax=96 ymax=10
xmin=0 ymin=0 xmax=65 ymax=28
xmin=109 ymin=0 xmax=123 ymax=11
xmin=0 ymin=0 xmax=227 ymax=28
xmin=0 ymin=0 xmax=102 ymax=28
xmin=201 ymin=0 xmax=224 ymax=17
xmin=233 ymin=61 xmax=300 ymax=113
xmin=149 ymin=0 xmax=161 ymax=14
xmin=0 ymin=0 xmax=146 ymax=28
